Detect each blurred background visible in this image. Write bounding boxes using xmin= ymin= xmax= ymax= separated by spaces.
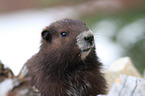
xmin=0 ymin=0 xmax=145 ymax=76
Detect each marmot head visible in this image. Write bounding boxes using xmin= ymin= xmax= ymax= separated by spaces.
xmin=41 ymin=19 xmax=95 ymax=60
xmin=27 ymin=19 xmax=107 ymax=96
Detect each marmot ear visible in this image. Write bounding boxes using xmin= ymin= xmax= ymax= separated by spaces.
xmin=41 ymin=30 xmax=52 ymax=43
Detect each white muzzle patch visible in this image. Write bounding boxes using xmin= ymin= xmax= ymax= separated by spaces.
xmin=76 ymin=30 xmax=94 ymax=59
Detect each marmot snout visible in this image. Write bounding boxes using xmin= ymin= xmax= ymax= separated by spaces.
xmin=76 ymin=30 xmax=95 ymax=59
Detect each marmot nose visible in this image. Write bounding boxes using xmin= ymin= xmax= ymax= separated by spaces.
xmin=84 ymin=35 xmax=94 ymax=45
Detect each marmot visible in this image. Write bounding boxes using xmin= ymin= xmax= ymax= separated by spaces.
xmin=26 ymin=19 xmax=107 ymax=96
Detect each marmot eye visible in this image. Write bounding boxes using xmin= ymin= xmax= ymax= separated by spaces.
xmin=60 ymin=32 xmax=67 ymax=37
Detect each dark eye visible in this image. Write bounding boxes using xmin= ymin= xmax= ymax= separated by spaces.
xmin=60 ymin=32 xmax=67 ymax=37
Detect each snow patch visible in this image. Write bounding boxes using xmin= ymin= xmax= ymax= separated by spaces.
xmin=0 ymin=79 xmax=14 ymax=96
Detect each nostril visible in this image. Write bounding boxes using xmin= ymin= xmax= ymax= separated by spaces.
xmin=84 ymin=36 xmax=94 ymax=44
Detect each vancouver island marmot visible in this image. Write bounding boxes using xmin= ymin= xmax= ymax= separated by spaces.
xmin=26 ymin=19 xmax=107 ymax=96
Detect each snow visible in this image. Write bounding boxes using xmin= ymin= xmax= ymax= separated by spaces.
xmin=94 ymin=19 xmax=123 ymax=68
xmin=0 ymin=79 xmax=14 ymax=96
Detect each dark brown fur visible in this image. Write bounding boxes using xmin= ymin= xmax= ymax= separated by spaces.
xmin=26 ymin=19 xmax=107 ymax=96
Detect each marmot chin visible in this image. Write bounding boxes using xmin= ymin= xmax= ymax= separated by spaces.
xmin=26 ymin=19 xmax=107 ymax=96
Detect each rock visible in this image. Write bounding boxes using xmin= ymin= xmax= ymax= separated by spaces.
xmin=105 ymin=57 xmax=142 ymax=89
xmin=108 ymin=75 xmax=145 ymax=96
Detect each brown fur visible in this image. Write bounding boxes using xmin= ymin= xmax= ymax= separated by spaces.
xmin=26 ymin=19 xmax=107 ymax=96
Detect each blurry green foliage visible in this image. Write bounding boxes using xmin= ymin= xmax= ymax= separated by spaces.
xmin=36 ymin=0 xmax=89 ymax=7
xmin=82 ymin=9 xmax=145 ymax=29
xmin=128 ymin=38 xmax=145 ymax=74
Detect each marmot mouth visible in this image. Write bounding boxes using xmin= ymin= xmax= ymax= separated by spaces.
xmin=82 ymin=48 xmax=91 ymax=52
